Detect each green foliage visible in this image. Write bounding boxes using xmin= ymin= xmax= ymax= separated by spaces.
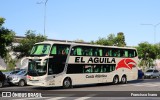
xmin=155 ymin=43 xmax=160 ymax=59
xmin=13 ymin=30 xmax=47 ymax=58
xmin=74 ymin=39 xmax=84 ymax=42
xmin=137 ymin=42 xmax=157 ymax=60
xmin=92 ymin=32 xmax=126 ymax=47
xmin=0 ymin=17 xmax=15 ymax=58
xmin=115 ymin=32 xmax=126 ymax=47
xmin=136 ymin=42 xmax=160 ymax=68
xmin=0 ymin=17 xmax=5 ymax=26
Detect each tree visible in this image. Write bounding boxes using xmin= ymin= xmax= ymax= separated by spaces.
xmin=92 ymin=32 xmax=126 ymax=47
xmin=115 ymin=32 xmax=126 ymax=47
xmin=92 ymin=33 xmax=115 ymax=46
xmin=74 ymin=39 xmax=85 ymax=42
xmin=0 ymin=17 xmax=15 ymax=58
xmin=13 ymin=30 xmax=47 ymax=58
xmin=155 ymin=43 xmax=160 ymax=59
xmin=136 ymin=42 xmax=157 ymax=69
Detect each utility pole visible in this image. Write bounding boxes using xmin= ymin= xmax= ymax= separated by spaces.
xmin=44 ymin=0 xmax=48 ymax=36
xmin=37 ymin=0 xmax=49 ymax=36
xmin=141 ymin=23 xmax=160 ymax=44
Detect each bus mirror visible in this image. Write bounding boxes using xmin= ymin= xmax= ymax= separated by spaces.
xmin=21 ymin=57 xmax=30 ymax=65
xmin=40 ymin=60 xmax=45 ymax=66
xmin=40 ymin=56 xmax=52 ymax=66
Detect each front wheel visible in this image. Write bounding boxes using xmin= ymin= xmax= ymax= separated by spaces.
xmin=63 ymin=78 xmax=72 ymax=89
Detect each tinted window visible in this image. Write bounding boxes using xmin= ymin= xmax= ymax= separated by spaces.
xmin=66 ymin=64 xmax=116 ymax=74
xmin=146 ymin=70 xmax=153 ymax=72
xmin=70 ymin=46 xmax=137 ymax=58
xmin=30 ymin=44 xmax=51 ymax=55
xmin=154 ymin=70 xmax=159 ymax=73
xmin=50 ymin=44 xmax=70 ymax=55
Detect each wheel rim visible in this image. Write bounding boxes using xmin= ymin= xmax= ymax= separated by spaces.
xmin=114 ymin=77 xmax=118 ymax=84
xmin=64 ymin=79 xmax=70 ymax=88
xmin=122 ymin=77 xmax=126 ymax=83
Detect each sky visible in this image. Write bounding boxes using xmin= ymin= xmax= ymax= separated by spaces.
xmin=1 ymin=0 xmax=160 ymax=46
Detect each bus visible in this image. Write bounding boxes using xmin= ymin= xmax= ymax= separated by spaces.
xmin=24 ymin=41 xmax=138 ymax=88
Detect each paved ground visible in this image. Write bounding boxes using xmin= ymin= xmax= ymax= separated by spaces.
xmin=0 ymin=78 xmax=160 ymax=100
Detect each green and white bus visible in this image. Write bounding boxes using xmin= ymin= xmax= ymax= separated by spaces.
xmin=24 ymin=41 xmax=138 ymax=88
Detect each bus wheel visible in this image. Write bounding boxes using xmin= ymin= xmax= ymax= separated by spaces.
xmin=121 ymin=76 xmax=127 ymax=84
xmin=113 ymin=76 xmax=119 ymax=84
xmin=63 ymin=78 xmax=72 ymax=89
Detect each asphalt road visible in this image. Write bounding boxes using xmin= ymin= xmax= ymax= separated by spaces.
xmin=0 ymin=78 xmax=160 ymax=100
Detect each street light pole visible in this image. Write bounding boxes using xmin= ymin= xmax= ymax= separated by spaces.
xmin=141 ymin=23 xmax=160 ymax=44
xmin=37 ymin=0 xmax=48 ymax=36
xmin=44 ymin=0 xmax=48 ymax=36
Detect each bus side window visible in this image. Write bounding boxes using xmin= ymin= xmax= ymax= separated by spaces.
xmin=99 ymin=49 xmax=102 ymax=56
xmin=61 ymin=50 xmax=66 ymax=55
xmin=65 ymin=47 xmax=69 ymax=54
xmin=84 ymin=65 xmax=92 ymax=73
xmin=77 ymin=47 xmax=82 ymax=55
xmin=108 ymin=49 xmax=112 ymax=56
xmin=129 ymin=50 xmax=134 ymax=57
xmin=117 ymin=50 xmax=121 ymax=57
xmin=120 ymin=50 xmax=125 ymax=57
xmin=89 ymin=49 xmax=93 ymax=56
xmin=124 ymin=50 xmax=128 ymax=57
xmin=103 ymin=68 xmax=106 ymax=72
xmin=94 ymin=50 xmax=98 ymax=56
xmin=113 ymin=50 xmax=117 ymax=57
xmin=51 ymin=46 xmax=56 ymax=54
xmin=94 ymin=66 xmax=100 ymax=73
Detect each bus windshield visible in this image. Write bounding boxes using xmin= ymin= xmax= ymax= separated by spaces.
xmin=30 ymin=44 xmax=51 ymax=56
xmin=28 ymin=59 xmax=48 ymax=76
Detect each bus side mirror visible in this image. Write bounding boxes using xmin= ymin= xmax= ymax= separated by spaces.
xmin=40 ymin=56 xmax=53 ymax=66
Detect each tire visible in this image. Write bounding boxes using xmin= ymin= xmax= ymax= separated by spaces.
xmin=63 ymin=78 xmax=72 ymax=89
xmin=121 ymin=76 xmax=127 ymax=84
xmin=113 ymin=76 xmax=119 ymax=84
xmin=18 ymin=80 xmax=25 ymax=87
xmin=0 ymin=81 xmax=4 ymax=88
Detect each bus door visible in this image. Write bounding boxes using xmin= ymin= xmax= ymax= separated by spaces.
xmin=47 ymin=44 xmax=70 ymax=86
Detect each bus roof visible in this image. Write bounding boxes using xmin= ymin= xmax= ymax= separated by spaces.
xmin=35 ymin=41 xmax=136 ymax=50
